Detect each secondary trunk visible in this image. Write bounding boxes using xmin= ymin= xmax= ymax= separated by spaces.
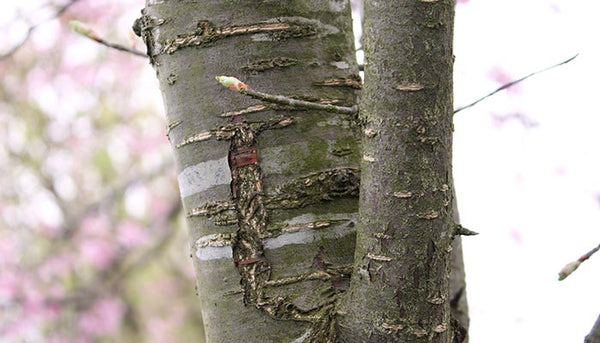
xmin=586 ymin=314 xmax=600 ymax=343
xmin=136 ymin=1 xmax=360 ymax=341
xmin=337 ymin=1 xmax=457 ymax=342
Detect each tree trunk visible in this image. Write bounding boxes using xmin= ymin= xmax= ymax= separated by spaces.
xmin=586 ymin=314 xmax=600 ymax=343
xmin=337 ymin=1 xmax=456 ymax=342
xmin=137 ymin=0 xmax=468 ymax=342
xmin=136 ymin=1 xmax=360 ymax=341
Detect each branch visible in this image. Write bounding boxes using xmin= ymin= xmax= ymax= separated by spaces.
xmin=558 ymin=242 xmax=600 ymax=281
xmin=454 ymin=54 xmax=579 ymax=114
xmin=0 ymin=0 xmax=81 ymax=60
xmin=215 ymin=76 xmax=358 ymax=115
xmin=69 ymin=20 xmax=146 ymax=57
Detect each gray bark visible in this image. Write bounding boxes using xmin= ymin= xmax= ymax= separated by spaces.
xmin=586 ymin=314 xmax=600 ymax=343
xmin=137 ymin=1 xmax=360 ymax=342
xmin=337 ymin=0 xmax=457 ymax=342
xmin=137 ymin=0 xmax=468 ymax=342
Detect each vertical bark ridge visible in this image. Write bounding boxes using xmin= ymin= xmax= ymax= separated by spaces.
xmin=338 ymin=0 xmax=457 ymax=342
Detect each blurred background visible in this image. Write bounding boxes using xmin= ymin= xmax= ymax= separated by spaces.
xmin=0 ymin=0 xmax=598 ymax=342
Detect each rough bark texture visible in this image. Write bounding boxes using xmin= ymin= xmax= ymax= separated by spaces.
xmin=337 ymin=0 xmax=456 ymax=342
xmin=586 ymin=314 xmax=600 ymax=343
xmin=137 ymin=1 xmax=360 ymax=342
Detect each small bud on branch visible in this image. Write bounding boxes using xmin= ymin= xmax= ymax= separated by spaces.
xmin=215 ymin=76 xmax=357 ymax=115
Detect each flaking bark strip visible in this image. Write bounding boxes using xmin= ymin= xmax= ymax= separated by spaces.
xmin=392 ymin=191 xmax=413 ymax=198
xmin=193 ymin=219 xmax=349 ymax=249
xmin=366 ymin=253 xmax=393 ymax=262
xmin=396 ymin=83 xmax=424 ymax=91
xmin=313 ymin=74 xmax=362 ymax=89
xmin=242 ymin=57 xmax=299 ymax=73
xmin=188 ymin=200 xmax=235 ymax=217
xmin=166 ymin=73 xmax=178 ymax=85
xmin=227 ymin=120 xmax=351 ymax=342
xmin=265 ymin=264 xmax=352 ymax=288
xmin=228 ymin=119 xmax=270 ymax=306
xmin=220 ymin=104 xmax=268 ymax=118
xmin=416 ymin=210 xmax=439 ymax=220
xmin=196 ymin=233 xmax=234 ymax=248
xmin=162 ymin=20 xmax=316 ymax=54
xmin=266 ymin=167 xmax=359 ymax=210
xmin=166 ymin=120 xmax=181 ymax=138
xmin=176 ymin=117 xmax=293 ymax=148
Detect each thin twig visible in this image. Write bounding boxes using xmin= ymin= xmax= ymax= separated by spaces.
xmin=92 ymin=38 xmax=147 ymax=57
xmin=70 ymin=20 xmax=146 ymax=57
xmin=0 ymin=0 xmax=82 ymax=60
xmin=454 ymin=54 xmax=579 ymax=114
xmin=241 ymin=89 xmax=358 ymax=115
xmin=558 ymin=242 xmax=600 ymax=281
xmin=215 ymin=76 xmax=357 ymax=115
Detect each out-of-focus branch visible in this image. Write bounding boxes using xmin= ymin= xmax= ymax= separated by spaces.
xmin=0 ymin=0 xmax=81 ymax=60
xmin=57 ymin=162 xmax=173 ymax=240
xmin=45 ymin=199 xmax=182 ymax=309
xmin=454 ymin=54 xmax=578 ymax=114
xmin=69 ymin=20 xmax=146 ymax=57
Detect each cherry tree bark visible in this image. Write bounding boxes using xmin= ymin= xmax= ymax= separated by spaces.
xmin=136 ymin=0 xmax=466 ymax=342
xmin=136 ymin=1 xmax=360 ymax=341
xmin=337 ymin=0 xmax=458 ymax=342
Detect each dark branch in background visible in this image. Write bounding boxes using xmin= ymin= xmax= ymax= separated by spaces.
xmin=454 ymin=54 xmax=579 ymax=114
xmin=558 ymin=242 xmax=600 ymax=281
xmin=69 ymin=20 xmax=146 ymax=57
xmin=45 ymin=200 xmax=182 ymax=309
xmin=58 ymin=161 xmax=174 ymax=239
xmin=0 ymin=0 xmax=81 ymax=60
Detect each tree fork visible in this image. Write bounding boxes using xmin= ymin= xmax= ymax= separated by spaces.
xmin=139 ymin=1 xmax=361 ymax=341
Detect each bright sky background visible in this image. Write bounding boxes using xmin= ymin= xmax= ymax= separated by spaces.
xmin=453 ymin=2 xmax=600 ymax=342
xmin=2 ymin=1 xmax=599 ymax=342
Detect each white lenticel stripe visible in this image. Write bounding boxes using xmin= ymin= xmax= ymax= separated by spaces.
xmin=178 ymin=157 xmax=232 ymax=198
xmin=196 ymin=246 xmax=233 ymax=261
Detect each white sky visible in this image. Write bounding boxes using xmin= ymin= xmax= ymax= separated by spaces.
xmin=453 ymin=2 xmax=600 ymax=342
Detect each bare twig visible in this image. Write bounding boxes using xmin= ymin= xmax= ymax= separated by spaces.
xmin=558 ymin=242 xmax=600 ymax=281
xmin=215 ymin=76 xmax=358 ymax=115
xmin=241 ymin=89 xmax=358 ymax=115
xmin=69 ymin=20 xmax=146 ymax=57
xmin=454 ymin=54 xmax=579 ymax=114
xmin=1 ymin=0 xmax=82 ymax=60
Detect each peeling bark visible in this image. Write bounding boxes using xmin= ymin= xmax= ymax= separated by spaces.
xmin=138 ymin=0 xmax=469 ymax=341
xmin=138 ymin=1 xmax=360 ymax=341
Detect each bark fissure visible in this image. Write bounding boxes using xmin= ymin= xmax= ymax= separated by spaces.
xmin=224 ymin=117 xmax=352 ymax=342
xmin=312 ymin=74 xmax=363 ymax=89
xmin=163 ymin=20 xmax=317 ymax=55
xmin=140 ymin=1 xmax=447 ymax=341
